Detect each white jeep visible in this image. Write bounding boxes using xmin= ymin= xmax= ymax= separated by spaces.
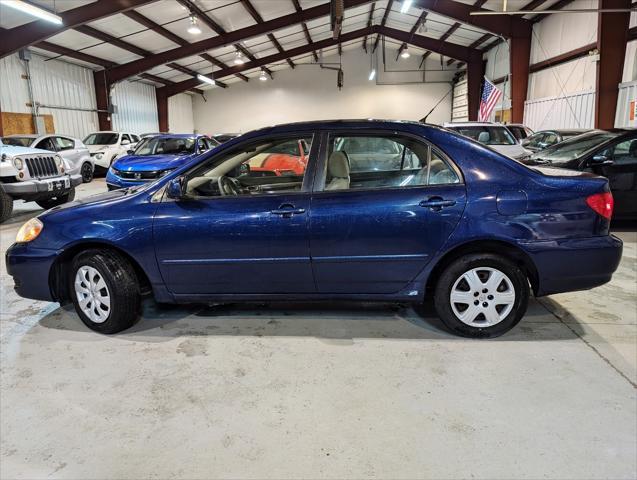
xmin=0 ymin=141 xmax=83 ymax=223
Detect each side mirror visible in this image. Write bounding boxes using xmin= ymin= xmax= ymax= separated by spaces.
xmin=121 ymin=139 xmax=131 ymax=146
xmin=590 ymin=154 xmax=614 ymax=166
xmin=166 ymin=177 xmax=185 ymax=199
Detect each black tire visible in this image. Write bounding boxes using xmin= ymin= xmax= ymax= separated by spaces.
xmin=81 ymin=162 xmax=94 ymax=183
xmin=0 ymin=187 xmax=13 ymax=223
xmin=36 ymin=187 xmax=76 ymax=210
xmin=433 ymin=253 xmax=529 ymax=338
xmin=69 ymin=249 xmax=141 ymax=334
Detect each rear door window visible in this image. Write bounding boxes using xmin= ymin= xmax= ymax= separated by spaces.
xmin=35 ymin=137 xmax=57 ymax=151
xmin=326 ymin=134 xmax=459 ymax=190
xmin=54 ymin=137 xmax=75 ymax=151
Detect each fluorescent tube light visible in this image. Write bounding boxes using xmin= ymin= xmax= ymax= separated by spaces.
xmin=197 ymin=74 xmax=216 ymax=86
xmin=0 ymin=0 xmax=63 ymax=24
xmin=400 ymin=0 xmax=413 ymax=14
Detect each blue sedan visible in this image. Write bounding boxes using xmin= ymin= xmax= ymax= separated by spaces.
xmin=6 ymin=120 xmax=623 ymax=338
xmin=105 ymin=133 xmax=217 ymax=190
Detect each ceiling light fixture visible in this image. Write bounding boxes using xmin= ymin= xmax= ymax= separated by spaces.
xmin=196 ymin=74 xmax=216 ymax=86
xmin=259 ymin=69 xmax=268 ymax=81
xmin=368 ymin=68 xmax=376 ymax=81
xmin=234 ymin=50 xmax=245 ymax=65
xmin=0 ymin=0 xmax=63 ymax=24
xmin=187 ymin=15 xmax=201 ymax=35
xmin=400 ymin=47 xmax=411 ymax=59
xmin=400 ymin=0 xmax=413 ymax=14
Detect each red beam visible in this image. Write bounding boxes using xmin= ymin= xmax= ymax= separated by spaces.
xmin=467 ymin=60 xmax=486 ymax=121
xmin=372 ymin=0 xmax=393 ymax=53
xmin=291 ymin=0 xmax=319 ymax=61
xmin=93 ymin=71 xmax=111 ymax=131
xmin=595 ymin=0 xmax=631 ymax=128
xmin=75 ymin=25 xmax=150 ymax=56
xmin=106 ymin=0 xmax=373 ymax=83
xmin=0 ymin=0 xmax=156 ymax=59
xmin=362 ymin=2 xmax=376 ymax=51
xmin=241 ymin=0 xmax=295 ymax=68
xmin=380 ymin=26 xmax=481 ymax=63
xmin=157 ymin=90 xmax=168 ymax=132
xmin=35 ymin=41 xmax=117 ymax=68
xmin=510 ymin=33 xmax=531 ymax=123
xmin=529 ymin=43 xmax=595 ymax=73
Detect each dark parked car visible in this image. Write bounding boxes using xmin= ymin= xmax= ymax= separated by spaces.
xmin=7 ymin=120 xmax=622 ymax=338
xmin=522 ymin=129 xmax=591 ymax=152
xmin=521 ymin=129 xmax=636 ymax=220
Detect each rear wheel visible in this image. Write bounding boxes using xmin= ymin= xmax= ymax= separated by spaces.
xmin=0 ymin=188 xmax=13 ymax=223
xmin=70 ymin=249 xmax=141 ymax=334
xmin=81 ymin=162 xmax=94 ymax=183
xmin=433 ymin=254 xmax=529 ymax=338
xmin=36 ymin=187 xmax=75 ymax=210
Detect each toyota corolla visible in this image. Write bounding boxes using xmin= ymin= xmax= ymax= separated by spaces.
xmin=6 ymin=120 xmax=622 ymax=338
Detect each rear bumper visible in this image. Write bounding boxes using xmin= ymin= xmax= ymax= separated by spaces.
xmin=6 ymin=243 xmax=58 ymax=302
xmin=522 ymin=235 xmax=623 ymax=296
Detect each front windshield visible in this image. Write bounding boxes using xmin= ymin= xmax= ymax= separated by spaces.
xmin=455 ymin=126 xmax=516 ymax=146
xmin=84 ymin=133 xmax=118 ymax=145
xmin=133 ymin=136 xmax=196 ymax=156
xmin=531 ymin=132 xmax=618 ymax=164
xmin=1 ymin=137 xmax=33 ymax=147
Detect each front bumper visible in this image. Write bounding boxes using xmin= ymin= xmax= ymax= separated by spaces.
xmin=2 ymin=174 xmax=82 ymax=199
xmin=105 ymin=170 xmax=153 ymax=190
xmin=6 ymin=243 xmax=59 ymax=302
xmin=522 ymin=235 xmax=623 ymax=296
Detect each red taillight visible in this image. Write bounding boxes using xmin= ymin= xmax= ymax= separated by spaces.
xmin=586 ymin=192 xmax=614 ymax=219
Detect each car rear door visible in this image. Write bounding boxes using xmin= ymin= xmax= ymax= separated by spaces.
xmin=308 ymin=130 xmax=467 ymax=294
xmin=152 ymin=132 xmax=318 ymax=296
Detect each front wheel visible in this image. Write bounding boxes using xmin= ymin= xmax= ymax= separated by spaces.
xmin=70 ymin=250 xmax=141 ymax=334
xmin=36 ymin=187 xmax=75 ymax=210
xmin=0 ymin=188 xmax=14 ymax=223
xmin=433 ymin=254 xmax=529 ymax=338
xmin=81 ymin=162 xmax=94 ymax=183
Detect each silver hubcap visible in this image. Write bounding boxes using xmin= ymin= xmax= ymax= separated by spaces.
xmin=74 ymin=266 xmax=111 ymax=323
xmin=450 ymin=267 xmax=515 ymax=327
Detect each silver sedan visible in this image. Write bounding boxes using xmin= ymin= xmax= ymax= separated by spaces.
xmin=1 ymin=134 xmax=94 ymax=183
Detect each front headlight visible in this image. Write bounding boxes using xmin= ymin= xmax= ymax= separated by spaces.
xmin=13 ymin=158 xmax=23 ymax=170
xmin=95 ymin=153 xmax=104 ymax=160
xmin=16 ymin=218 xmax=43 ymax=243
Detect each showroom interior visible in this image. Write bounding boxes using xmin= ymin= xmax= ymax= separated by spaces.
xmin=0 ymin=0 xmax=636 ymax=478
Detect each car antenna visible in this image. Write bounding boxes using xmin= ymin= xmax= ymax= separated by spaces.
xmin=420 ymin=86 xmax=453 ymax=123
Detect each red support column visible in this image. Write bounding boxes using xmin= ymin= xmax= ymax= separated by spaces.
xmin=467 ymin=58 xmax=485 ymax=121
xmin=595 ymin=0 xmax=630 ymax=129
xmin=93 ymin=71 xmax=111 ymax=130
xmin=156 ymin=89 xmax=168 ymax=133
xmin=509 ymin=32 xmax=531 ymax=124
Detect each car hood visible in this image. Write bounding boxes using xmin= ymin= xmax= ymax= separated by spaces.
xmin=42 ymin=189 xmax=129 ymax=217
xmin=112 ymin=153 xmax=197 ymax=171
xmin=86 ymin=144 xmax=115 ymax=153
xmin=0 ymin=144 xmax=54 ymax=156
xmin=490 ymin=144 xmax=531 ymax=159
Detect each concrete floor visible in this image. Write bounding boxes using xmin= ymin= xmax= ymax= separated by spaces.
xmin=1 ymin=179 xmax=635 ymax=480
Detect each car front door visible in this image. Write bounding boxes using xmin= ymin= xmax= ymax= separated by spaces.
xmin=152 ymin=133 xmax=318 ymax=296
xmin=309 ymin=131 xmax=467 ymax=294
xmin=587 ymin=135 xmax=637 ymax=220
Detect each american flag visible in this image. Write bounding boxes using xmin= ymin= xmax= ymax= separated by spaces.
xmin=478 ymin=77 xmax=502 ymax=122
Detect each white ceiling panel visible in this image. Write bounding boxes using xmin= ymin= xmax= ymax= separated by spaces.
xmin=87 ymin=13 xmax=146 ymax=37
xmin=46 ymin=30 xmax=103 ymax=51
xmin=122 ymin=30 xmax=180 ymax=54
xmin=248 ymin=0 xmax=296 ymax=21
xmin=29 ymin=46 xmax=101 ymax=69
xmin=81 ymin=44 xmax=142 ymax=64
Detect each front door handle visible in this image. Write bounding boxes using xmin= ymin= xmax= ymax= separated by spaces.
xmin=419 ymin=197 xmax=456 ymax=210
xmin=270 ymin=203 xmax=306 ymax=217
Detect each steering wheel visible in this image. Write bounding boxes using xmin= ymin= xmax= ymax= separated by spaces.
xmin=217 ymin=175 xmax=242 ymax=196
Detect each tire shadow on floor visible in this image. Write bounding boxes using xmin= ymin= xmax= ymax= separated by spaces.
xmin=37 ymin=296 xmax=584 ymax=342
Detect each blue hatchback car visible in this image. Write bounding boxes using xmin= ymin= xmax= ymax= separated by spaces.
xmin=6 ymin=120 xmax=623 ymax=338
xmin=105 ymin=134 xmax=217 ymax=190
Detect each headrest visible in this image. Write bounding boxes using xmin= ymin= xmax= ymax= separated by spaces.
xmin=328 ymin=151 xmax=350 ymax=178
xmin=629 ymin=140 xmax=637 ymax=155
xmin=477 ymin=131 xmax=490 ymax=143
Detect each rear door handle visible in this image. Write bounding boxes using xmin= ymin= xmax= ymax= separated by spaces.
xmin=419 ymin=198 xmax=456 ymax=210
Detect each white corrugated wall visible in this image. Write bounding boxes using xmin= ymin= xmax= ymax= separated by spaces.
xmin=168 ymin=93 xmax=194 ymax=133
xmin=523 ymin=91 xmax=595 ymax=131
xmin=451 ymin=74 xmax=468 ymax=122
xmin=0 ymin=52 xmax=98 ymax=138
xmin=110 ymin=81 xmax=159 ymax=134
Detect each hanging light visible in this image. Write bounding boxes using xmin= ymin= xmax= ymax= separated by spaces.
xmin=400 ymin=47 xmax=411 ymax=59
xmin=0 ymin=0 xmax=63 ymax=24
xmin=368 ymin=68 xmax=376 ymax=81
xmin=187 ymin=15 xmax=201 ymax=35
xmin=259 ymin=69 xmax=268 ymax=81
xmin=400 ymin=0 xmax=413 ymax=14
xmin=234 ymin=50 xmax=245 ymax=65
xmin=196 ymin=74 xmax=216 ymax=86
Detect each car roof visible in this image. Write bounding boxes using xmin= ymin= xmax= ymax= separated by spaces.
xmin=443 ymin=122 xmax=501 ymax=128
